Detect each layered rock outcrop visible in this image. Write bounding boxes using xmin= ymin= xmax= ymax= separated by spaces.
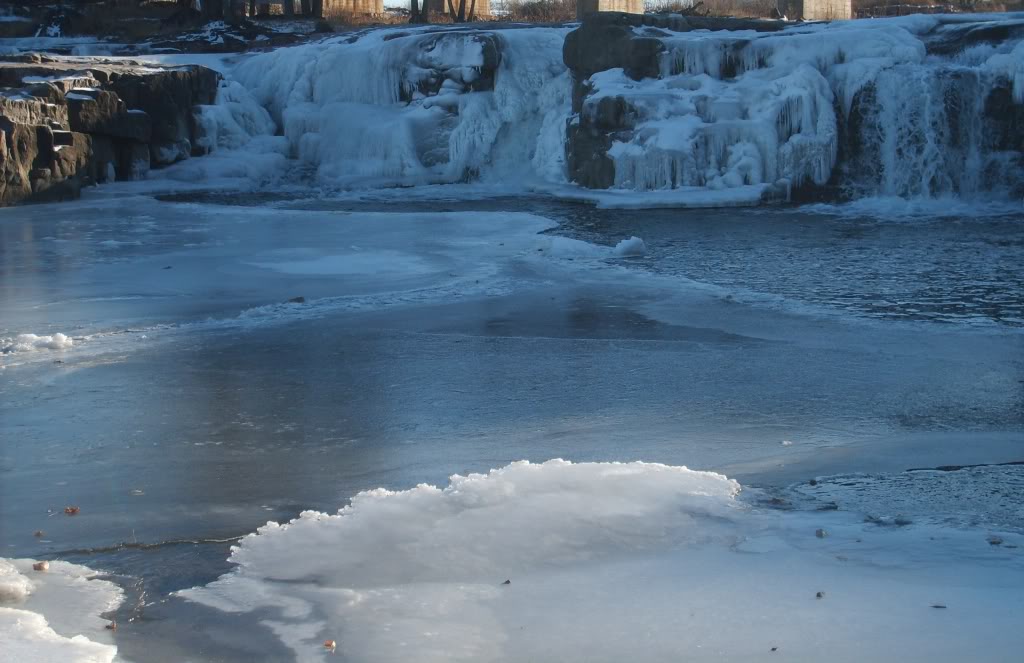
xmin=0 ymin=56 xmax=219 ymax=206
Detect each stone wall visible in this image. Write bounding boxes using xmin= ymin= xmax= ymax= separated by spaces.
xmin=321 ymin=0 xmax=385 ymax=14
xmin=424 ymin=0 xmax=491 ymax=17
xmin=802 ymin=0 xmax=852 ymax=20
xmin=577 ymin=0 xmax=644 ymax=19
xmin=0 ymin=56 xmax=219 ymax=206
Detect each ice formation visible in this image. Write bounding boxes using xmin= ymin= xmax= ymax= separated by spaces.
xmin=0 ymin=559 xmax=122 ymax=663
xmin=586 ymin=16 xmax=1024 ymax=199
xmin=202 ymin=26 xmax=571 ymax=189
xmin=183 ymin=459 xmax=1024 ymax=663
xmin=185 ymin=16 xmax=1023 ymax=205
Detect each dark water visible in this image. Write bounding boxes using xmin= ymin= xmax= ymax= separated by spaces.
xmin=162 ymin=191 xmax=1024 ymax=327
xmin=1 ymin=191 xmax=1023 ymax=661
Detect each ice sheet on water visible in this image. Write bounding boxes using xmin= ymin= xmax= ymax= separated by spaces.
xmin=786 ymin=463 xmax=1024 ymax=532
xmin=0 ymin=559 xmax=122 ymax=663
xmin=182 ymin=459 xmax=1024 ymax=663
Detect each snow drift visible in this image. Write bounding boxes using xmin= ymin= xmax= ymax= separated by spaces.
xmin=182 ymin=459 xmax=1024 ymax=663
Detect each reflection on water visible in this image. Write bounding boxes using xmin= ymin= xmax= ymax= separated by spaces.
xmin=157 ymin=190 xmax=1024 ymax=327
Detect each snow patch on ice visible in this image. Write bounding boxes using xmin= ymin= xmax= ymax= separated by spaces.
xmin=0 ymin=559 xmax=122 ymax=663
xmin=0 ymin=559 xmax=34 ymax=602
xmin=1 ymin=333 xmax=73 ymax=355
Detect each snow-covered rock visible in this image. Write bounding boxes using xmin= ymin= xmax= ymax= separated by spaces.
xmin=564 ymin=12 xmax=1024 ymax=202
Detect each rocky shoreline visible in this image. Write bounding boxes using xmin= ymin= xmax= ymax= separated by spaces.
xmin=0 ymin=55 xmax=219 ymax=206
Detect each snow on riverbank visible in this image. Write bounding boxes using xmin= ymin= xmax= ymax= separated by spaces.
xmin=0 ymin=559 xmax=122 ymax=663
xmin=182 ymin=459 xmax=1024 ymax=663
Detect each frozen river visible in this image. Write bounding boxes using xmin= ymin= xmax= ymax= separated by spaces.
xmin=2 ymin=188 xmax=1023 ymax=661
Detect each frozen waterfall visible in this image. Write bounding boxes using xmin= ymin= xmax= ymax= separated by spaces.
xmin=193 ymin=15 xmax=1024 ymax=205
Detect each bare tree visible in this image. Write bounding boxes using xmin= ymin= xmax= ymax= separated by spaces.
xmin=410 ymin=0 xmax=431 ymax=23
xmin=446 ymin=0 xmax=477 ymax=22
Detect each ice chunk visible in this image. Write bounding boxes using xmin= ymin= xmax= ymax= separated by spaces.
xmin=0 ymin=559 xmax=34 ymax=602
xmin=612 ymin=236 xmax=647 ymax=257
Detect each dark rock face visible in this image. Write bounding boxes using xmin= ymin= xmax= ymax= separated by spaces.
xmin=0 ymin=58 xmax=220 ymax=206
xmin=105 ymin=67 xmax=219 ymax=163
xmin=66 ymin=88 xmax=153 ymax=142
xmin=566 ymin=121 xmax=615 ymax=190
xmin=398 ymin=32 xmax=503 ymax=104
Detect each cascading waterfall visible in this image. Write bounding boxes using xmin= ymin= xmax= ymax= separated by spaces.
xmin=843 ymin=55 xmax=1023 ymax=198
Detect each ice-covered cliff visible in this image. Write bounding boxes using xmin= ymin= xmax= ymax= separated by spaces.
xmin=195 ymin=26 xmax=571 ymax=189
xmin=564 ymin=12 xmax=1024 ymax=202
xmin=195 ymin=14 xmax=1024 ymax=206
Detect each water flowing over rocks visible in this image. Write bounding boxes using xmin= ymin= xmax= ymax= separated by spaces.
xmin=0 ymin=56 xmax=218 ymax=205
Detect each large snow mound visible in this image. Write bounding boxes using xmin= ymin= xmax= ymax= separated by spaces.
xmin=0 ymin=559 xmax=122 ymax=663
xmin=182 ymin=459 xmax=1024 ymax=663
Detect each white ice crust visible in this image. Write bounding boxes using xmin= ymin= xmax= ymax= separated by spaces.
xmin=182 ymin=459 xmax=1024 ymax=663
xmin=0 ymin=559 xmax=123 ymax=663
